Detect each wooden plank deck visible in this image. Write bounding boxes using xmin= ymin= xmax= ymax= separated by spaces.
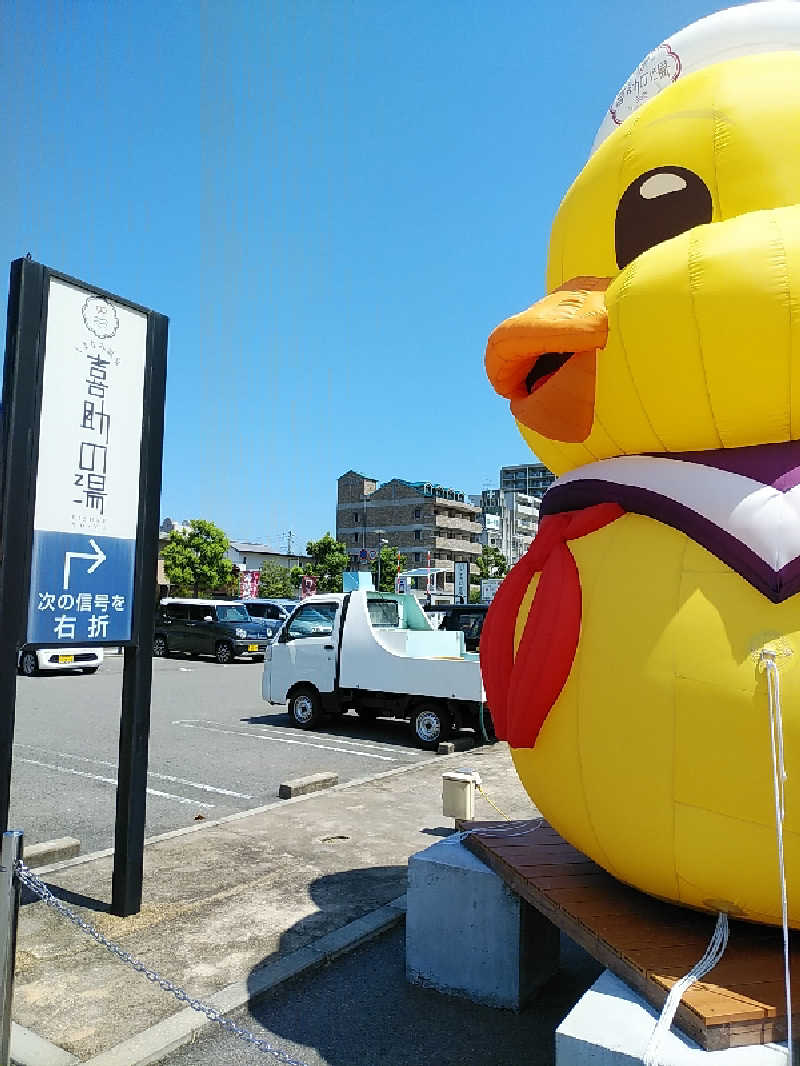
xmin=461 ymin=818 xmax=797 ymax=1050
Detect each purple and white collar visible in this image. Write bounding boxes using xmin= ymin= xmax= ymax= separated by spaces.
xmin=541 ymin=441 xmax=800 ymax=604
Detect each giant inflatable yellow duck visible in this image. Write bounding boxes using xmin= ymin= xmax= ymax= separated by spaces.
xmin=481 ymin=2 xmax=800 ymax=927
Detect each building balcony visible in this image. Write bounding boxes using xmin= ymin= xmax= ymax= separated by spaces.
xmin=433 ymin=515 xmax=483 ymax=535
xmin=434 ymin=537 xmax=481 ymax=554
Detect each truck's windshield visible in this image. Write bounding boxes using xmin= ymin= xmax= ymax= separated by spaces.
xmin=367 ymin=600 xmax=399 ymax=628
xmin=287 ymin=603 xmax=338 ymax=639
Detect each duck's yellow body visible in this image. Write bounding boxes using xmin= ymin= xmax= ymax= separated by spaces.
xmin=482 ymin=17 xmax=800 ymax=928
xmin=511 ymin=514 xmax=800 ymax=926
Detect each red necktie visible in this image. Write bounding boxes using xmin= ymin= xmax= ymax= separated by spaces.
xmin=480 ymin=503 xmax=624 ymax=748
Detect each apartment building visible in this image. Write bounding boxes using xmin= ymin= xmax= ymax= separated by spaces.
xmin=471 ymin=489 xmax=540 ymax=567
xmin=336 ymin=471 xmax=482 ymax=592
xmin=500 ymin=462 xmax=556 ymax=498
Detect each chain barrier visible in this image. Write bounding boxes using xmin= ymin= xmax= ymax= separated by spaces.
xmin=15 ymin=859 xmax=310 ymax=1065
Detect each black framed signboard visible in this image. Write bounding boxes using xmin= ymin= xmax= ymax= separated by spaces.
xmin=0 ymin=258 xmax=168 ymax=915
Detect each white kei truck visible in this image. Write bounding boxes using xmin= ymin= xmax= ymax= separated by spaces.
xmin=261 ymin=590 xmax=493 ymax=749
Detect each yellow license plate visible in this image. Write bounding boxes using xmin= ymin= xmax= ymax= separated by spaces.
xmin=247 ymin=644 xmax=259 ymax=652
xmin=58 ymin=655 xmax=74 ymax=664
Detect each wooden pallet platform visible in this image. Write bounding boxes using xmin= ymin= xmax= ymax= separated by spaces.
xmin=461 ymin=818 xmax=798 ymax=1051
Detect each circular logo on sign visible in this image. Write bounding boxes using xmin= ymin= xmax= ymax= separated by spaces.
xmin=610 ymin=43 xmax=681 ymax=127
xmin=82 ymin=296 xmax=119 ymax=339
xmin=359 ymin=549 xmax=368 ymax=560
xmin=368 ymin=549 xmax=377 ymax=561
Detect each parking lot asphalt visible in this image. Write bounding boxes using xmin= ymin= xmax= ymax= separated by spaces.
xmin=10 ymin=655 xmax=437 ymax=854
xmin=13 ymin=740 xmax=552 ymax=1065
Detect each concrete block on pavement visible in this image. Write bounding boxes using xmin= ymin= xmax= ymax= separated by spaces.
xmin=556 ymin=969 xmax=788 ymax=1066
xmin=406 ymin=834 xmax=559 ymax=1009
xmin=278 ymin=772 xmax=338 ymax=799
xmin=25 ymin=837 xmax=80 ymax=868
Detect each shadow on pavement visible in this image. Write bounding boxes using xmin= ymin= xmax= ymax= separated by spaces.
xmin=241 ymin=710 xmax=484 ymax=752
xmin=262 ymin=865 xmax=406 ymax=957
xmin=235 ymin=867 xmax=604 ymax=1066
xmin=241 ymin=925 xmax=602 ymax=1066
xmin=20 ymin=879 xmax=110 ymax=912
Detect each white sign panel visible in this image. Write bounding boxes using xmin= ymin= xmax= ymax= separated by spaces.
xmin=454 ymin=561 xmax=469 ymax=605
xmin=27 ymin=278 xmax=148 ymax=644
xmin=34 ymin=278 xmax=148 ymax=539
xmin=480 ymin=578 xmax=503 ymax=603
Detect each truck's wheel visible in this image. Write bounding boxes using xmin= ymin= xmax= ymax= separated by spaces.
xmin=412 ymin=704 xmax=451 ymax=750
xmin=289 ymin=686 xmax=323 ymax=729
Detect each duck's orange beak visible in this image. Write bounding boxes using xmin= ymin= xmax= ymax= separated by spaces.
xmin=485 ymin=277 xmax=610 ymax=443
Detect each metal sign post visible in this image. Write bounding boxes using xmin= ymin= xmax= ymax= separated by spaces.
xmin=454 ymin=561 xmax=469 ymax=605
xmin=0 ymin=830 xmax=22 ymax=1066
xmin=0 ymin=259 xmax=167 ymax=917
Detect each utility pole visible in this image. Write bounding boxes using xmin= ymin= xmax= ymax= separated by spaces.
xmin=375 ymin=529 xmax=385 ymax=591
xmin=284 ymin=530 xmax=296 ymax=568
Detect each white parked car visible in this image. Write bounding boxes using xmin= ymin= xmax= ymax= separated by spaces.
xmin=18 ymin=645 xmax=103 ymax=677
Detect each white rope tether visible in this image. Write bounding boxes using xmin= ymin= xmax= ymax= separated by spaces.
xmin=642 ymin=910 xmax=729 ymax=1066
xmin=762 ymin=648 xmax=793 ymax=1062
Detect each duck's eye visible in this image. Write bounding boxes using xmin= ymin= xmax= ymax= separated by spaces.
xmin=615 ymin=166 xmax=712 ymax=269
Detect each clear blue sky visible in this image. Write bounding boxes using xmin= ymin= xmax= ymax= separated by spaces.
xmin=0 ymin=0 xmax=725 ymax=553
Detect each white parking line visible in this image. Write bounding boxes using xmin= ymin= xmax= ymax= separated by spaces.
xmin=171 ymin=720 xmax=397 ymax=761
xmin=15 ymin=758 xmax=216 ymax=808
xmin=267 ymin=725 xmax=409 ymax=753
xmin=16 ymin=744 xmax=252 ymax=799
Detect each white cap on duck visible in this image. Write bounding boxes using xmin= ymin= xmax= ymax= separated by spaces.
xmin=592 ymin=1 xmax=800 ymax=155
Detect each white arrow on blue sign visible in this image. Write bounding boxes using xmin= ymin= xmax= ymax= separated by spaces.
xmin=26 ymin=277 xmax=147 ymax=645
xmin=63 ymin=538 xmax=106 ymax=590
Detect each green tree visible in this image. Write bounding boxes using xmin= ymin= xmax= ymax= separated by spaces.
xmin=161 ymin=519 xmax=234 ymax=597
xmin=292 ymin=532 xmax=350 ymax=594
xmin=257 ymin=560 xmax=297 ymax=599
xmin=476 ymin=545 xmax=509 ymax=580
xmin=371 ymin=545 xmax=403 ymax=592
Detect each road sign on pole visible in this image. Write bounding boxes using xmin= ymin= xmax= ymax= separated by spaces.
xmin=454 ymin=561 xmax=469 ymax=605
xmin=0 ymin=260 xmax=168 ymax=917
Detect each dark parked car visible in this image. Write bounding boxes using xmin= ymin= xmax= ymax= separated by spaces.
xmin=424 ymin=603 xmax=489 ymax=652
xmin=241 ymin=598 xmax=297 ymax=640
xmin=153 ymin=599 xmax=271 ymax=664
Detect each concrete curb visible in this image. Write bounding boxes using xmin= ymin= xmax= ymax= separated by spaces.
xmin=76 ymin=895 xmax=407 ymax=1066
xmin=10 ymin=1023 xmax=79 ymax=1066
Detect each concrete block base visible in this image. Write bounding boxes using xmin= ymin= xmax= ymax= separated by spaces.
xmin=25 ymin=837 xmax=80 ymax=868
xmin=556 ymin=970 xmax=788 ymax=1066
xmin=406 ymin=834 xmax=559 ymax=1009
xmin=278 ymin=772 xmax=338 ymax=799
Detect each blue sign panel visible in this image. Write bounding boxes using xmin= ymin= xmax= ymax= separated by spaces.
xmin=27 ymin=531 xmax=135 ymax=644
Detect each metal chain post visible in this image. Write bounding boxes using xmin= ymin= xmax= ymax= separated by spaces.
xmin=0 ymin=832 xmax=22 ymax=1066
